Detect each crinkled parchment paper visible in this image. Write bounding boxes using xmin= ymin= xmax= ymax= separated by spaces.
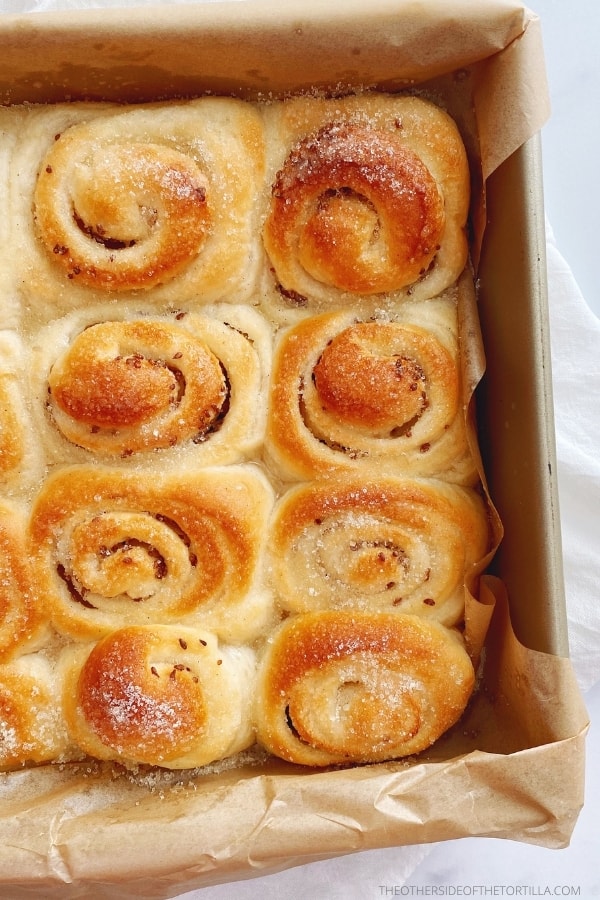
xmin=0 ymin=1 xmax=588 ymax=896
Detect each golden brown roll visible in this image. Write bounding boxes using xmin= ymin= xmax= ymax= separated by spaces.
xmin=254 ymin=610 xmax=475 ymax=766
xmin=0 ymin=92 xmax=495 ymax=779
xmin=0 ymin=655 xmax=70 ymax=770
xmin=28 ymin=464 xmax=274 ymax=644
xmin=267 ymin=475 xmax=489 ymax=627
xmin=0 ymin=373 xmax=22 ymax=487
xmin=29 ymin=304 xmax=271 ymax=467
xmin=264 ymin=297 xmax=478 ymax=484
xmin=10 ymin=98 xmax=265 ymax=318
xmin=0 ymin=332 xmax=43 ymax=492
xmin=0 ymin=500 xmax=47 ymax=662
xmin=261 ymin=92 xmax=470 ymax=320
xmin=60 ymin=625 xmax=256 ymax=769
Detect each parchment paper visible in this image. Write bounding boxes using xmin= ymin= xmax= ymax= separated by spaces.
xmin=0 ymin=1 xmax=588 ymax=896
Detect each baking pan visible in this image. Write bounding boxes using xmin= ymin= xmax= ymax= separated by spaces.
xmin=0 ymin=2 xmax=587 ymax=895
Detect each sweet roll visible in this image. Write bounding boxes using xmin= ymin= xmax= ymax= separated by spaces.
xmin=267 ymin=475 xmax=489 ymax=627
xmin=0 ymin=332 xmax=43 ymax=492
xmin=0 ymin=500 xmax=47 ymax=662
xmin=261 ymin=92 xmax=470 ymax=320
xmin=0 ymin=655 xmax=70 ymax=770
xmin=60 ymin=624 xmax=256 ymax=768
xmin=264 ymin=296 xmax=477 ymax=484
xmin=28 ymin=465 xmax=274 ymax=644
xmin=11 ymin=98 xmax=265 ymax=317
xmin=0 ymin=91 xmax=491 ymax=775
xmin=254 ymin=610 xmax=475 ymax=766
xmin=29 ymin=304 xmax=271 ymax=466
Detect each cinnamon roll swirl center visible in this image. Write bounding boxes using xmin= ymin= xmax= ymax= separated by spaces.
xmin=312 ymin=323 xmax=428 ymax=433
xmin=35 ymin=140 xmax=211 ymax=290
xmin=77 ymin=627 xmax=207 ymax=761
xmin=63 ymin=511 xmax=195 ymax=605
xmin=286 ymin=659 xmax=422 ymax=757
xmin=268 ymin=123 xmax=445 ymax=294
xmin=47 ymin=320 xmax=228 ymax=452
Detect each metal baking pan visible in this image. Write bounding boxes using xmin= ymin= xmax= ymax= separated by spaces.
xmin=0 ymin=3 xmax=582 ymax=895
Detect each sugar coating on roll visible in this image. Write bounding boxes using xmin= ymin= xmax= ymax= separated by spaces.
xmin=261 ymin=92 xmax=470 ymax=322
xmin=254 ymin=610 xmax=475 ymax=766
xmin=267 ymin=475 xmax=490 ymax=627
xmin=0 ymin=655 xmax=70 ymax=770
xmin=0 ymin=90 xmax=491 ymax=774
xmin=26 ymin=303 xmax=272 ymax=469
xmin=9 ymin=98 xmax=265 ymax=320
xmin=28 ymin=464 xmax=275 ymax=644
xmin=0 ymin=500 xmax=47 ymax=663
xmin=0 ymin=333 xmax=44 ymax=493
xmin=60 ymin=625 xmax=256 ymax=768
xmin=264 ymin=294 xmax=478 ymax=484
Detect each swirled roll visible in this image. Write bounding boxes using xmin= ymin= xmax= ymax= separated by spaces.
xmin=264 ymin=297 xmax=477 ymax=484
xmin=29 ymin=304 xmax=271 ymax=466
xmin=11 ymin=98 xmax=264 ymax=317
xmin=60 ymin=625 xmax=256 ymax=769
xmin=254 ymin=610 xmax=475 ymax=766
xmin=261 ymin=92 xmax=469 ymax=320
xmin=0 ymin=655 xmax=70 ymax=770
xmin=268 ymin=476 xmax=489 ymax=627
xmin=0 ymin=500 xmax=47 ymax=662
xmin=28 ymin=464 xmax=274 ymax=644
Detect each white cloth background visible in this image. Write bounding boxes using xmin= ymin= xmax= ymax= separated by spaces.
xmin=1 ymin=0 xmax=598 ymax=895
xmin=546 ymin=223 xmax=600 ymax=693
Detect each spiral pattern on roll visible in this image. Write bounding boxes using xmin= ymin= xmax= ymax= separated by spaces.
xmin=47 ymin=319 xmax=227 ymax=456
xmin=61 ymin=624 xmax=256 ymax=768
xmin=24 ymin=99 xmax=265 ymax=309
xmin=33 ymin=305 xmax=271 ymax=466
xmin=35 ymin=137 xmax=211 ymax=291
xmin=265 ymin=122 xmax=444 ymax=296
xmin=262 ymin=93 xmax=469 ymax=311
xmin=268 ymin=476 xmax=489 ymax=626
xmin=0 ymin=92 xmax=491 ymax=773
xmin=28 ymin=465 xmax=274 ymax=644
xmin=265 ymin=304 xmax=477 ymax=483
xmin=254 ymin=610 xmax=475 ymax=766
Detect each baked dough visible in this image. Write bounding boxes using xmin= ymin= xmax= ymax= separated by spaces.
xmin=27 ymin=464 xmax=275 ymax=644
xmin=26 ymin=303 xmax=271 ymax=469
xmin=0 ymin=332 xmax=44 ymax=493
xmin=261 ymin=92 xmax=470 ymax=322
xmin=0 ymin=500 xmax=47 ymax=662
xmin=0 ymin=91 xmax=490 ymax=772
xmin=264 ymin=292 xmax=478 ymax=484
xmin=9 ymin=98 xmax=265 ymax=321
xmin=0 ymin=655 xmax=70 ymax=770
xmin=254 ymin=610 xmax=475 ymax=765
xmin=267 ymin=475 xmax=489 ymax=627
xmin=0 ymin=108 xmax=25 ymax=329
xmin=60 ymin=625 xmax=256 ymax=768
